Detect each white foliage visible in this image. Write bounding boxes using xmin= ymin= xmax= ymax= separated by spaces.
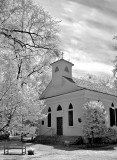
xmin=82 ymin=101 xmax=108 ymax=138
xmin=0 ymin=0 xmax=60 ymax=133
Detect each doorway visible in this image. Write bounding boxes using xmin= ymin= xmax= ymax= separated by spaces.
xmin=56 ymin=117 xmax=63 ymax=135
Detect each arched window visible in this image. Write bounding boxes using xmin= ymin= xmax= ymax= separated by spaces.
xmin=55 ymin=66 xmax=59 ymax=72
xmin=68 ymin=103 xmax=73 ymax=126
xmin=57 ymin=105 xmax=62 ymax=111
xmin=65 ymin=66 xmax=69 ymax=72
xmin=110 ymin=103 xmax=117 ymax=127
xmin=109 ymin=108 xmax=115 ymax=127
xmin=48 ymin=107 xmax=51 ymax=127
xmin=111 ymin=103 xmax=114 ymax=107
xmin=48 ymin=107 xmax=51 ymax=112
xmin=69 ymin=103 xmax=73 ymax=109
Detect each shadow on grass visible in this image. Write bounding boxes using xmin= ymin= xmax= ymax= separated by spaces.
xmin=1 ymin=141 xmax=117 ymax=154
xmin=39 ymin=143 xmax=117 ymax=151
xmin=2 ymin=153 xmax=26 ymax=155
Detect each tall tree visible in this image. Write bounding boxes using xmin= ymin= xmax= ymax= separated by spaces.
xmin=0 ymin=0 xmax=60 ymax=133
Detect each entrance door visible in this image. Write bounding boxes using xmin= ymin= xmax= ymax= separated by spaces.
xmin=57 ymin=117 xmax=63 ymax=135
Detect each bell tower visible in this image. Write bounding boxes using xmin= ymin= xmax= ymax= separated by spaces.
xmin=51 ymin=58 xmax=74 ymax=86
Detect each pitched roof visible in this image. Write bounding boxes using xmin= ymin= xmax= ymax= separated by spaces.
xmin=40 ymin=76 xmax=117 ymax=100
xmin=74 ymin=78 xmax=117 ymax=97
xmin=50 ymin=59 xmax=74 ymax=66
xmin=63 ymin=76 xmax=117 ymax=97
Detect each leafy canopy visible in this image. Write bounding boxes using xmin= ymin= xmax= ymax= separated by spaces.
xmin=0 ymin=0 xmax=61 ymax=133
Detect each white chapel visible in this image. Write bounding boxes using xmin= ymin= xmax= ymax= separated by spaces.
xmin=39 ymin=58 xmax=117 ymax=137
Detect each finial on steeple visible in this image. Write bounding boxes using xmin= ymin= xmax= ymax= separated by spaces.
xmin=61 ymin=52 xmax=64 ymax=59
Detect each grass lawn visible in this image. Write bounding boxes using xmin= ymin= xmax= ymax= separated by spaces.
xmin=1 ymin=143 xmax=117 ymax=160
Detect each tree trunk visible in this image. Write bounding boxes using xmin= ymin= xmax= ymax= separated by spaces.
xmin=91 ymin=131 xmax=94 ymax=146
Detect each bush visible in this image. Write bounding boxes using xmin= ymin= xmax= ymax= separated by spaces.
xmin=28 ymin=149 xmax=34 ymax=155
xmin=92 ymin=137 xmax=103 ymax=144
xmin=82 ymin=101 xmax=107 ymax=141
xmin=0 ymin=133 xmax=10 ymax=140
xmin=76 ymin=137 xmax=84 ymax=145
xmin=98 ymin=128 xmax=117 ymax=144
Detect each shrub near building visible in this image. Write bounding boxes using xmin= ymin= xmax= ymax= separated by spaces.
xmin=82 ymin=101 xmax=108 ymax=145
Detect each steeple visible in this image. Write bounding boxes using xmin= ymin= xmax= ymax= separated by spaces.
xmin=51 ymin=57 xmax=74 ymax=86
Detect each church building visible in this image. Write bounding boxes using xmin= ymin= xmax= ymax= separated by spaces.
xmin=39 ymin=58 xmax=117 ymax=137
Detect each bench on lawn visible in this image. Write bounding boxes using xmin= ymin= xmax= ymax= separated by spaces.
xmin=4 ymin=141 xmax=26 ymax=155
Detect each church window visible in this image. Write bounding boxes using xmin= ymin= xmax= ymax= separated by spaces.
xmin=109 ymin=103 xmax=117 ymax=127
xmin=55 ymin=66 xmax=59 ymax=72
xmin=65 ymin=66 xmax=69 ymax=72
xmin=48 ymin=107 xmax=51 ymax=127
xmin=69 ymin=103 xmax=73 ymax=109
xmin=111 ymin=103 xmax=114 ymax=107
xmin=48 ymin=107 xmax=51 ymax=112
xmin=42 ymin=120 xmax=44 ymax=125
xmin=57 ymin=105 xmax=62 ymax=111
xmin=115 ymin=108 xmax=117 ymax=126
xmin=109 ymin=108 xmax=115 ymax=127
xmin=68 ymin=103 xmax=73 ymax=126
